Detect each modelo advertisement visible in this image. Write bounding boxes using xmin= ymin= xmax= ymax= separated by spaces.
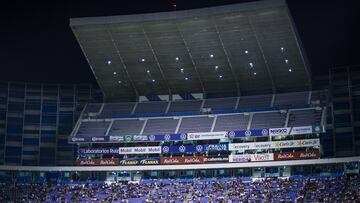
xmin=118 ymin=158 xmax=160 ymax=165
xmin=274 ymin=151 xmax=320 ymax=161
xmin=228 ymin=153 xmax=274 ymax=163
xmin=75 ymin=158 xmax=119 ymax=166
xmin=160 ymin=156 xmax=207 ymax=165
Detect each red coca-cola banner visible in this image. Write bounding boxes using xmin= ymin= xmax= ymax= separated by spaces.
xmin=274 ymin=151 xmax=320 ymax=161
xmin=160 ymin=156 xmax=206 ymax=165
xmin=75 ymin=158 xmax=119 ymax=166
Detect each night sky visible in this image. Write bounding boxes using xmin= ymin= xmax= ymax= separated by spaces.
xmin=0 ymin=0 xmax=359 ymax=85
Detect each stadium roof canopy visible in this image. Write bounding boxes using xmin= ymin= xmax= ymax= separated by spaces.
xmin=70 ymin=0 xmax=311 ymax=100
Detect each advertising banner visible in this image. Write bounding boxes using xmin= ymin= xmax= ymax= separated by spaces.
xmin=289 ymin=126 xmax=313 ymax=135
xmin=160 ymin=156 xmax=207 ymax=165
xmin=229 ymin=153 xmax=274 ymax=163
xmin=148 ymin=133 xmax=187 ymax=142
xmin=118 ymin=146 xmax=161 ymax=154
xmin=78 ymin=148 xmax=119 ymax=154
xmin=268 ymin=128 xmax=291 ymax=136
xmin=75 ymin=158 xmax=119 ymax=166
xmin=109 ymin=135 xmax=125 ymax=142
xmin=187 ymin=131 xmax=228 ymax=141
xmin=69 ymin=136 xmax=110 ymax=143
xmin=229 ymin=138 xmax=320 ymax=151
xmin=274 ymin=151 xmax=320 ymax=161
xmin=162 ymin=144 xmax=228 ymax=153
xmin=118 ymin=158 xmax=160 ymax=165
xmin=227 ymin=129 xmax=269 ymax=138
xmin=205 ymin=156 xmax=229 ymax=163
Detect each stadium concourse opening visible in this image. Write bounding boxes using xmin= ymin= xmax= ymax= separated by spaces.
xmin=1 ymin=0 xmax=360 ymax=202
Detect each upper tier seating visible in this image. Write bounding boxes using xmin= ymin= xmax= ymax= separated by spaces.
xmin=237 ymin=94 xmax=272 ymax=109
xmin=134 ymin=101 xmax=168 ymax=115
xmin=142 ymin=118 xmax=179 ymax=135
xmin=288 ymin=109 xmax=322 ymax=127
xmin=109 ymin=120 xmax=144 ymax=136
xmin=81 ymin=91 xmax=327 ymax=119
xmin=251 ymin=111 xmax=286 ymax=129
xmin=101 ymin=103 xmax=135 ymax=117
xmin=178 ymin=116 xmax=214 ymax=133
xmin=76 ymin=121 xmax=110 ymax=137
xmin=168 ymin=100 xmax=202 ymax=113
xmin=213 ymin=114 xmax=249 ymax=131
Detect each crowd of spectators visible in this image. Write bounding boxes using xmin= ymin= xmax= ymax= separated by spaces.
xmin=0 ymin=175 xmax=359 ymax=203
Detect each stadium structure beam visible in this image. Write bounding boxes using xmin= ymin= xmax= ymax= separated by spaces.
xmin=248 ymin=16 xmax=276 ymax=93
xmin=141 ymin=26 xmax=172 ymax=96
xmin=106 ymin=27 xmax=139 ymax=98
xmin=213 ymin=23 xmax=241 ymax=96
xmin=175 ymin=21 xmax=206 ymax=94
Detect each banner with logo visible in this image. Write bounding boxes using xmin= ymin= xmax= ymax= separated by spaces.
xmin=148 ymin=133 xmax=187 ymax=142
xmin=274 ymin=151 xmax=320 ymax=161
xmin=187 ymin=131 xmax=228 ymax=141
xmin=229 ymin=153 xmax=274 ymax=162
xmin=268 ymin=128 xmax=291 ymax=136
xmin=118 ymin=146 xmax=161 ymax=154
xmin=78 ymin=148 xmax=119 ymax=154
xmin=205 ymin=156 xmax=229 ymax=163
xmin=75 ymin=158 xmax=119 ymax=166
xmin=69 ymin=136 xmax=110 ymax=143
xmin=162 ymin=144 xmax=228 ymax=153
xmin=227 ymin=129 xmax=269 ymax=138
xmin=289 ymin=126 xmax=313 ymax=135
xmin=118 ymin=158 xmax=160 ymax=165
xmin=109 ymin=135 xmax=125 ymax=142
xmin=229 ymin=138 xmax=320 ymax=151
xmin=160 ymin=156 xmax=207 ymax=165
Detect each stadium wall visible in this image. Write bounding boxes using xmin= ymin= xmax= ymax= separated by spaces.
xmin=0 ymin=81 xmax=102 ymax=166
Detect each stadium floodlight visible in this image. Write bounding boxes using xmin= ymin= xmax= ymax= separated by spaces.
xmin=180 ymin=68 xmax=184 ymax=73
xmin=152 ymin=79 xmax=155 ymax=82
xmin=219 ymin=75 xmax=223 ymax=78
xmin=113 ymin=72 xmax=117 ymax=75
xmin=245 ymin=50 xmax=249 ymax=54
xmin=118 ymin=80 xmax=122 ymax=84
xmin=215 ymin=65 xmax=219 ymax=70
xmin=210 ymin=54 xmax=214 ymax=58
xmin=146 ymin=70 xmax=150 ymax=73
xmin=280 ymin=47 xmax=285 ymax=52
xmin=249 ymin=62 xmax=254 ymax=68
xmin=288 ymin=68 xmax=292 ymax=72
xmin=253 ymin=72 xmax=257 ymax=75
xmin=175 ymin=57 xmax=179 ymax=61
xmin=185 ymin=77 xmax=188 ymax=80
xmin=285 ymin=59 xmax=289 ymax=64
xmin=107 ymin=60 xmax=111 ymax=65
xmin=141 ymin=58 xmax=145 ymax=62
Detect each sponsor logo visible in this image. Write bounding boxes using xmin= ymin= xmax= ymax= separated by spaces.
xmin=160 ymin=157 xmax=206 ymax=165
xmin=205 ymin=157 xmax=229 ymax=162
xmin=245 ymin=130 xmax=252 ymax=137
xmin=227 ymin=131 xmax=235 ymax=138
xmin=133 ymin=135 xmax=148 ymax=141
xmin=139 ymin=159 xmax=159 ymax=165
xmin=148 ymin=134 xmax=156 ymax=141
xmin=91 ymin=137 xmax=105 ymax=142
xmin=164 ymin=134 xmax=171 ymax=141
xmin=261 ymin=129 xmax=269 ymax=136
xmin=119 ymin=159 xmax=138 ymax=165
xmin=71 ymin=137 xmax=85 ymax=142
xmin=180 ymin=133 xmax=187 ymax=140
xmin=125 ymin=135 xmax=132 ymax=142
xmin=162 ymin=146 xmax=170 ymax=153
xmin=269 ymin=128 xmax=290 ymax=136
xmin=179 ymin=145 xmax=186 ymax=152
xmin=299 ymin=151 xmax=320 ymax=159
xmin=290 ymin=126 xmax=313 ymax=135
xmin=274 ymin=151 xmax=320 ymax=161
xmin=76 ymin=159 xmax=118 ymax=166
xmin=119 ymin=158 xmax=160 ymax=165
xmin=196 ymin=145 xmax=203 ymax=152
xmin=109 ymin=136 xmax=124 ymax=142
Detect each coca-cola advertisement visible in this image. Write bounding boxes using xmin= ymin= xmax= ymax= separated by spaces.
xmin=160 ymin=156 xmax=206 ymax=165
xmin=75 ymin=158 xmax=119 ymax=166
xmin=274 ymin=151 xmax=320 ymax=161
